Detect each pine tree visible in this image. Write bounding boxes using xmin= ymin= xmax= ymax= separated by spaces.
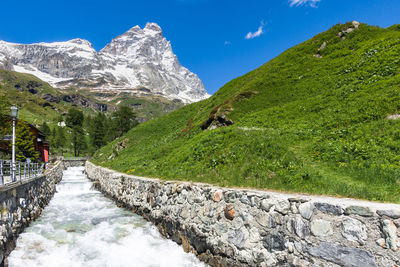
xmin=0 ymin=115 xmax=8 ymax=140
xmin=111 ymin=106 xmax=138 ymax=138
xmin=104 ymin=116 xmax=115 ymax=142
xmin=66 ymin=108 xmax=84 ymax=128
xmin=90 ymin=113 xmax=106 ymax=149
xmin=54 ymin=126 xmax=66 ymax=151
xmin=66 ymin=108 xmax=85 ymax=156
xmin=0 ymin=96 xmax=11 ymax=139
xmin=15 ymin=122 xmax=39 ymax=162
xmin=48 ymin=126 xmax=56 ymax=145
xmin=71 ymin=126 xmax=86 ymax=156
xmin=0 ymin=93 xmax=10 ymax=114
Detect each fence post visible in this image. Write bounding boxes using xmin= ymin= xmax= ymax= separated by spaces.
xmin=39 ymin=163 xmax=44 ymax=175
xmin=6 ymin=161 xmax=10 ymax=182
xmin=18 ymin=162 xmax=21 ymax=181
xmin=0 ymin=160 xmax=3 ymax=185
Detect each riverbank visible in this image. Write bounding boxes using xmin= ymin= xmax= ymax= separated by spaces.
xmin=86 ymin=161 xmax=400 ymax=266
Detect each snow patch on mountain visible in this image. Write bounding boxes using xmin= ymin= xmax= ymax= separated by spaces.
xmin=13 ymin=65 xmax=70 ymax=84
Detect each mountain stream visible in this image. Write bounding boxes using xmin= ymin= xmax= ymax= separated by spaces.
xmin=8 ymin=167 xmax=206 ymax=267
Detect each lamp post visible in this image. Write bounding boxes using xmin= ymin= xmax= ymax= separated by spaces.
xmin=10 ymin=105 xmax=18 ymax=182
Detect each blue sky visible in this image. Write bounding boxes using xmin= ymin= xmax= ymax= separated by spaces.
xmin=0 ymin=0 xmax=399 ymax=94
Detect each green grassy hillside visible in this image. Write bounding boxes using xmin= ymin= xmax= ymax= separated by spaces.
xmin=0 ymin=70 xmax=71 ymax=123
xmin=92 ymin=22 xmax=400 ymax=202
xmin=0 ymin=70 xmax=184 ymax=124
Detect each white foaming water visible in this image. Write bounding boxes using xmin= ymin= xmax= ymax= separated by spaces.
xmin=8 ymin=167 xmax=206 ymax=267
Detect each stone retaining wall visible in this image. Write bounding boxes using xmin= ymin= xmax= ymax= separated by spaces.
xmin=63 ymin=159 xmax=87 ymax=168
xmin=85 ymin=161 xmax=400 ymax=267
xmin=0 ymin=161 xmax=67 ymax=266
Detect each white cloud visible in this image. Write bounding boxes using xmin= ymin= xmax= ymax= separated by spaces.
xmin=224 ymin=41 xmax=231 ymax=45
xmin=289 ymin=0 xmax=321 ymax=8
xmin=245 ymin=21 xmax=264 ymax=40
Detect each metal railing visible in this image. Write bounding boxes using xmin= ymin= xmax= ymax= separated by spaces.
xmin=0 ymin=159 xmax=45 ymax=185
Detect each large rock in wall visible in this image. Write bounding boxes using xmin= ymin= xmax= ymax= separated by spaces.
xmin=85 ymin=161 xmax=400 ymax=266
xmin=0 ymin=161 xmax=64 ymax=266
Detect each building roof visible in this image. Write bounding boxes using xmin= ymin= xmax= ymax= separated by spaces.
xmin=1 ymin=114 xmax=46 ymax=138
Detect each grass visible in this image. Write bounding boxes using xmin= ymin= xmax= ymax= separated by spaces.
xmin=0 ymin=70 xmax=88 ymax=127
xmin=108 ymin=93 xmax=184 ymax=122
xmin=91 ymin=22 xmax=400 ymax=202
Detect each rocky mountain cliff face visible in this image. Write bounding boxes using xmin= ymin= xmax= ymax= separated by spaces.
xmin=0 ymin=23 xmax=209 ymax=103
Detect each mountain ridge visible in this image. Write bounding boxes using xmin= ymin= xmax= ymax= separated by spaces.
xmin=0 ymin=23 xmax=210 ymax=103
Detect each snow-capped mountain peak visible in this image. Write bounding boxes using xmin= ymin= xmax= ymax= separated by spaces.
xmin=66 ymin=38 xmax=94 ymax=47
xmin=144 ymin=22 xmax=163 ymax=35
xmin=0 ymin=23 xmax=209 ymax=103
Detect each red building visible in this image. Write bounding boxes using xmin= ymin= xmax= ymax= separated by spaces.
xmin=0 ymin=116 xmax=50 ymax=162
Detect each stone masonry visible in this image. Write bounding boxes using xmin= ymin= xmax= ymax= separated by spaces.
xmin=85 ymin=161 xmax=400 ymax=266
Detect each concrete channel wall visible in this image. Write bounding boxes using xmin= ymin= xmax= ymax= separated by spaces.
xmin=86 ymin=161 xmax=400 ymax=267
xmin=0 ymin=160 xmax=84 ymax=266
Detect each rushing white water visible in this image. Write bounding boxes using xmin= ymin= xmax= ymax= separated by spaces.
xmin=8 ymin=167 xmax=206 ymax=267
